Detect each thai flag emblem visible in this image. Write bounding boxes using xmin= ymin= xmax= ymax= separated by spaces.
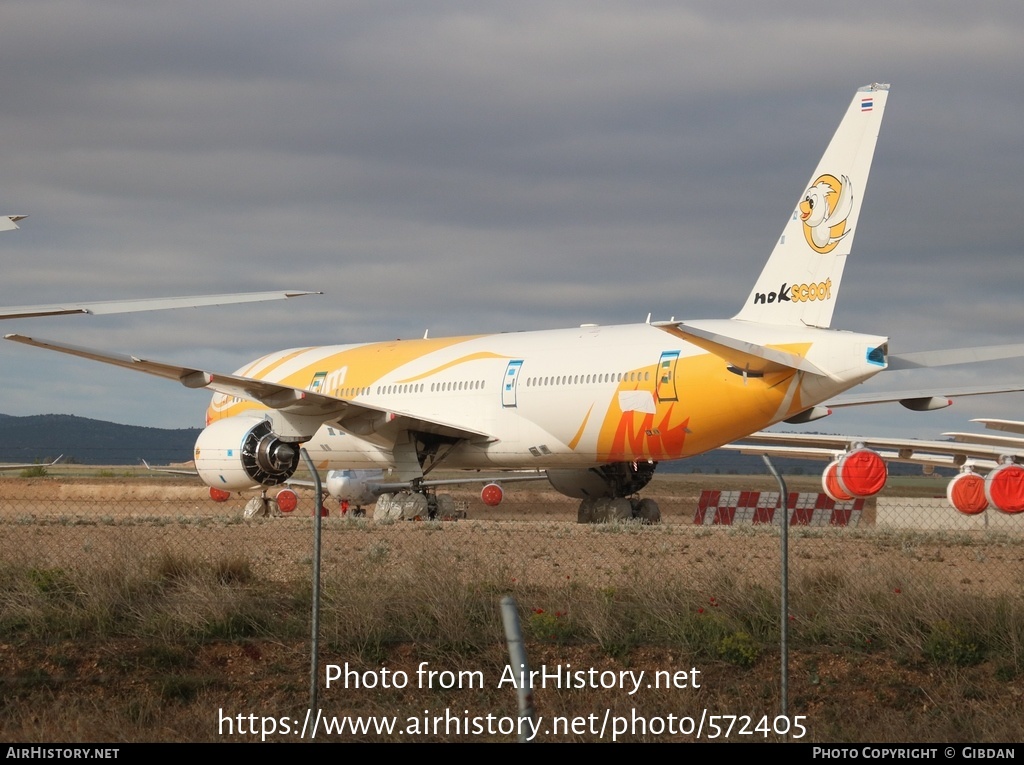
xmin=861 ymin=97 xmax=873 ymax=112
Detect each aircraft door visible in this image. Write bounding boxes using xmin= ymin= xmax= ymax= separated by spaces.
xmin=502 ymin=360 xmax=524 ymax=408
xmin=656 ymin=351 xmax=680 ymax=402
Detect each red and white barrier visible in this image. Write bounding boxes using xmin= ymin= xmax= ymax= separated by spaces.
xmin=696 ymin=490 xmax=864 ymax=527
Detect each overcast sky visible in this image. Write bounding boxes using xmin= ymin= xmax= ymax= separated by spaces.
xmin=1 ymin=1 xmax=1023 ymax=446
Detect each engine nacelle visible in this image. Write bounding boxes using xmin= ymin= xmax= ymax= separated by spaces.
xmin=984 ymin=463 xmax=1024 ymax=514
xmin=547 ymin=461 xmax=657 ymax=499
xmin=821 ymin=448 xmax=887 ymax=502
xmin=947 ymin=471 xmax=987 ymax=515
xmin=899 ymin=396 xmax=953 ymax=412
xmin=481 ymin=483 xmax=503 ymax=506
xmin=194 ymin=416 xmax=300 ymax=490
xmin=276 ymin=488 xmax=299 ymax=513
xmin=325 ymin=469 xmax=383 ymax=506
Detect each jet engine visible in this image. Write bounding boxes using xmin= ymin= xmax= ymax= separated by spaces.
xmin=194 ymin=416 xmax=300 ymax=490
xmin=946 ymin=470 xmax=987 ymax=515
xmin=984 ymin=463 xmax=1024 ymax=514
xmin=547 ymin=461 xmax=657 ymax=499
xmin=481 ymin=483 xmax=503 ymax=506
xmin=821 ymin=448 xmax=887 ymax=502
xmin=276 ymin=488 xmax=299 ymax=513
xmin=324 ymin=469 xmax=381 ymax=506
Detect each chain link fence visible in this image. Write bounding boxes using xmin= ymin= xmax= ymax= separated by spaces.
xmin=2 ymin=469 xmax=1021 ymax=597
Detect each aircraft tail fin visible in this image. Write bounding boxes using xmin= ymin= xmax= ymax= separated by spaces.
xmin=733 ymin=84 xmax=889 ymax=328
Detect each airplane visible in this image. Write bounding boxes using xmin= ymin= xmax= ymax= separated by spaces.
xmin=726 ymin=417 xmax=1024 ymax=517
xmin=10 ymin=83 xmax=1024 ymax=523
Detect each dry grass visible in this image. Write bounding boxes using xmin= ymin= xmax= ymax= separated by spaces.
xmin=1 ymin=541 xmax=1023 ymax=742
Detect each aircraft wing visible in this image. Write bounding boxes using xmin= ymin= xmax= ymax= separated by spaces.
xmin=141 ymin=459 xmax=199 ymax=477
xmin=825 ymin=383 xmax=1024 ymax=410
xmin=972 ymin=418 xmax=1024 ymax=436
xmin=0 ymin=290 xmax=319 ymax=320
xmin=0 ymin=455 xmax=63 ymax=472
xmin=0 ymin=215 xmax=26 ymax=232
xmin=286 ymin=471 xmax=549 ymax=493
xmin=723 ymin=442 xmax=972 ymax=471
xmin=888 ymin=345 xmax=1024 ymax=369
xmin=4 ymin=334 xmax=494 ymax=442
xmin=726 ymin=430 xmax=1015 ymax=468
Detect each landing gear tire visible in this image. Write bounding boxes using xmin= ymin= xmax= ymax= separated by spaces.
xmin=576 ymin=496 xmax=661 ymax=524
xmin=578 ymin=498 xmax=597 ymax=523
xmin=243 ymin=492 xmax=277 ymax=519
xmin=607 ymin=498 xmax=633 ymax=521
xmin=633 ymin=498 xmax=661 ymax=524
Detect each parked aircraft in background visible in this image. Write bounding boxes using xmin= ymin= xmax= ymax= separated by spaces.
xmin=10 ymin=84 xmax=1024 ymax=522
xmin=727 ymin=417 xmax=1024 ymax=516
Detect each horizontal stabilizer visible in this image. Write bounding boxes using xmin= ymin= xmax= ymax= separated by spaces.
xmin=654 ymin=320 xmax=827 ymax=376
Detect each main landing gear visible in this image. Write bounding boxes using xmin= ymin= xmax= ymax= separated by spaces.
xmin=576 ymin=496 xmax=661 ymax=524
xmin=547 ymin=461 xmax=662 ymax=524
xmin=373 ymin=491 xmax=466 ymax=521
xmin=242 ymin=489 xmax=276 ymax=519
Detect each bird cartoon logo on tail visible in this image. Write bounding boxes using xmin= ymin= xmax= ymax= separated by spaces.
xmin=734 ymin=83 xmax=889 ymax=329
xmin=800 ymin=173 xmax=853 ymax=253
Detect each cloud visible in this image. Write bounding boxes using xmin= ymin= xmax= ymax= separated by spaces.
xmin=0 ymin=1 xmax=1023 ymax=438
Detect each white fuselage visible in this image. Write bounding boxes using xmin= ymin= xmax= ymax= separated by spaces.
xmin=207 ymin=320 xmax=888 ymax=474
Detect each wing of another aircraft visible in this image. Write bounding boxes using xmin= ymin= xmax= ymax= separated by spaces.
xmin=888 ymin=345 xmax=1024 ymax=369
xmin=0 ymin=215 xmax=27 ymax=232
xmin=825 ymin=383 xmax=1024 ymax=411
xmin=726 ymin=430 xmax=1010 ymax=467
xmin=0 ymin=455 xmax=63 ymax=472
xmin=972 ymin=418 xmax=1024 ymax=436
xmin=726 ymin=418 xmax=1024 ymax=514
xmin=0 ymin=290 xmax=319 ymax=320
xmin=0 ymin=215 xmax=317 ymax=317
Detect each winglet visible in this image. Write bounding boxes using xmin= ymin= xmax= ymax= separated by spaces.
xmin=0 ymin=215 xmax=27 ymax=232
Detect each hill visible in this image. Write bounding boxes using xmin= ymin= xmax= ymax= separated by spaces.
xmin=0 ymin=413 xmax=200 ymax=465
xmin=0 ymin=412 xmax=949 ymax=477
